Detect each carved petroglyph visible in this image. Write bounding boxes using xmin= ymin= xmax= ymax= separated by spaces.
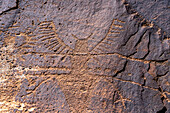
xmin=12 ymin=18 xmax=168 ymax=112
xmin=10 ymin=15 xmax=168 ymax=112
xmin=15 ymin=77 xmax=69 ymax=113
xmin=0 ymin=0 xmax=169 ymax=112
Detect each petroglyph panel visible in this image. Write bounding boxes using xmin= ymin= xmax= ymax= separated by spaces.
xmin=0 ymin=0 xmax=169 ymax=112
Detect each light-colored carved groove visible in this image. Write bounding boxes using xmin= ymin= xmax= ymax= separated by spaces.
xmin=39 ymin=33 xmax=55 ymax=38
xmin=106 ymin=38 xmax=115 ymax=42
xmin=39 ymin=21 xmax=52 ymax=24
xmin=92 ymin=50 xmax=99 ymax=54
xmin=28 ymin=67 xmax=71 ymax=71
xmin=113 ymin=90 xmax=131 ymax=109
xmin=113 ymin=77 xmax=159 ymax=91
xmin=87 ymin=53 xmax=151 ymax=64
xmin=110 ymin=31 xmax=121 ymax=34
xmin=27 ymin=21 xmax=72 ymax=54
xmin=111 ymin=28 xmax=125 ymax=31
xmin=95 ymin=67 xmax=102 ymax=71
xmin=39 ymin=36 xmax=55 ymax=42
xmin=39 ymin=26 xmax=53 ymax=29
xmin=107 ymin=33 xmax=120 ymax=36
xmin=31 ymin=33 xmax=55 ymax=40
xmin=89 ymin=18 xmax=116 ymax=52
xmin=81 ymin=56 xmax=91 ymax=69
xmin=102 ymin=41 xmax=112 ymax=46
xmin=92 ymin=57 xmax=100 ymax=63
xmin=88 ymin=72 xmax=111 ymax=76
xmin=96 ymin=47 xmax=105 ymax=53
xmin=59 ymin=46 xmax=67 ymax=54
xmin=99 ymin=44 xmax=110 ymax=49
xmin=164 ymin=91 xmax=170 ymax=95
xmin=18 ymin=51 xmax=164 ymax=64
xmin=89 ymin=73 xmax=162 ymax=93
xmin=27 ymin=41 xmax=36 ymax=45
xmin=50 ymin=38 xmax=58 ymax=43
xmin=49 ymin=39 xmax=58 ymax=44
xmin=46 ymin=41 xmax=59 ymax=49
xmin=165 ymin=81 xmax=170 ymax=86
xmin=62 ymin=47 xmax=70 ymax=54
xmin=20 ymin=77 xmax=51 ymax=97
xmin=44 ymin=42 xmax=57 ymax=48
xmin=39 ymin=22 xmax=51 ymax=27
xmin=22 ymin=45 xmax=34 ymax=48
xmin=52 ymin=44 xmax=62 ymax=52
xmin=38 ymin=29 xmax=53 ymax=32
xmin=42 ymin=40 xmax=50 ymax=46
xmin=55 ymin=45 xmax=66 ymax=54
xmin=51 ymin=44 xmax=62 ymax=51
xmin=50 ymin=22 xmax=73 ymax=51
xmin=48 ymin=43 xmax=59 ymax=50
xmin=114 ymin=19 xmax=125 ymax=23
xmin=114 ymin=98 xmax=132 ymax=104
xmin=27 ymin=70 xmax=71 ymax=75
xmin=90 ymin=18 xmax=125 ymax=52
xmin=112 ymin=24 xmax=123 ymax=28
xmin=10 ymin=25 xmax=20 ymax=28
xmin=38 ymin=31 xmax=53 ymax=35
xmin=38 ymin=24 xmax=52 ymax=29
xmin=107 ymin=36 xmax=119 ymax=38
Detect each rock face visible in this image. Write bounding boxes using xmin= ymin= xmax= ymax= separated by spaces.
xmin=0 ymin=0 xmax=169 ymax=113
xmin=125 ymin=0 xmax=170 ymax=36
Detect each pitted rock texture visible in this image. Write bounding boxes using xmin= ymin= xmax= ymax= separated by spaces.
xmin=125 ymin=0 xmax=170 ymax=36
xmin=0 ymin=0 xmax=169 ymax=113
xmin=0 ymin=0 xmax=17 ymax=14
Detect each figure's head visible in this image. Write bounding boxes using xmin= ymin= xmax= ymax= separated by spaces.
xmin=52 ymin=0 xmax=126 ymax=50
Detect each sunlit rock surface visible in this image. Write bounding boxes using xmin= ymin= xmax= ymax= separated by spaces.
xmin=0 ymin=0 xmax=169 ymax=112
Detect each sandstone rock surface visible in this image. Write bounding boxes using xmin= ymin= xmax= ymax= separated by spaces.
xmin=0 ymin=0 xmax=169 ymax=113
